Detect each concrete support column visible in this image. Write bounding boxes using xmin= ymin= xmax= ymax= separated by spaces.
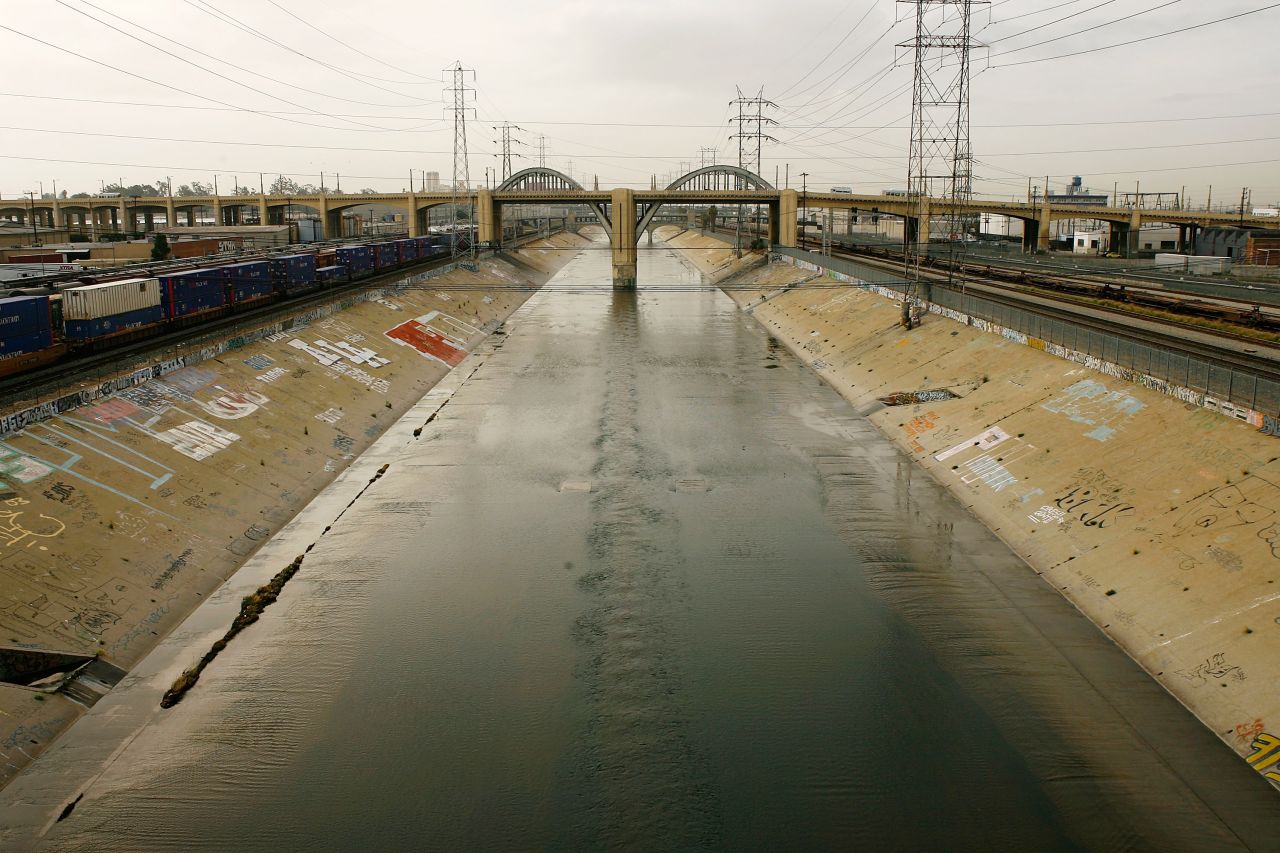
xmin=257 ymin=196 xmax=268 ymax=226
xmin=143 ymin=211 xmax=155 ymax=233
xmin=117 ymin=200 xmax=129 ymax=235
xmin=475 ymin=190 xmax=498 ymax=246
xmin=317 ymin=196 xmax=331 ymax=240
xmin=186 ymin=209 xmax=195 ymax=226
xmin=610 ymin=187 xmax=637 ymax=289
xmin=1127 ymin=209 xmax=1142 ymax=258
xmin=213 ymin=199 xmax=223 ymax=227
xmin=164 ymin=198 xmax=175 ymax=229
xmin=914 ymin=196 xmax=932 ymax=250
xmin=406 ymin=194 xmax=419 ymax=238
xmin=778 ymin=189 xmax=798 ymax=247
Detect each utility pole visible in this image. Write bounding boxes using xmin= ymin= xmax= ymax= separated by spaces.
xmin=1240 ymin=187 xmax=1251 ymax=225
xmin=445 ymin=61 xmax=477 ymax=262
xmin=25 ymin=192 xmax=38 ymax=247
xmin=728 ymin=86 xmax=777 ymax=255
xmin=898 ymin=0 xmax=986 ymax=328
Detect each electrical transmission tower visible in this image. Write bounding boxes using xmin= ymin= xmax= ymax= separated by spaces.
xmin=445 ymin=61 xmax=476 ymax=261
xmin=897 ymin=0 xmax=985 ymax=328
xmin=538 ymin=135 xmax=547 ymax=169
xmin=728 ymin=87 xmax=777 ymax=254
xmin=698 ymin=147 xmax=718 ymax=168
xmin=493 ymin=122 xmax=524 ymax=183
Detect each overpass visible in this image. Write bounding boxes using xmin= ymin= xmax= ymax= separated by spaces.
xmin=2 ymin=166 xmax=1275 ymax=287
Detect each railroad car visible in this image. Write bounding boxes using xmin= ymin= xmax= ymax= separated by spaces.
xmin=219 ymin=260 xmax=274 ymax=305
xmin=372 ymin=242 xmax=398 ymax=270
xmin=336 ymin=245 xmax=375 ymax=277
xmin=159 ymin=270 xmax=228 ymax=320
xmin=270 ymin=254 xmax=319 ymax=295
xmin=62 ymin=278 xmax=165 ymax=342
xmin=0 ymin=235 xmax=454 ymax=379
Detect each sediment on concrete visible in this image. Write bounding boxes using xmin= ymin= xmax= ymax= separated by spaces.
xmin=0 ymin=233 xmax=589 ymax=788
xmin=656 ymin=225 xmax=1280 ymax=795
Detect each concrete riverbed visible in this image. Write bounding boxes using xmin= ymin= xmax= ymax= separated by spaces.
xmin=1 ymin=237 xmax=1278 ymax=850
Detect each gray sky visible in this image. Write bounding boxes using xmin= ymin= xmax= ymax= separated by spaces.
xmin=2 ymin=0 xmax=1277 ymax=207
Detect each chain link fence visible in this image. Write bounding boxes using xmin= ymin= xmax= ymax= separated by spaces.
xmin=776 ymin=246 xmax=1280 ymax=418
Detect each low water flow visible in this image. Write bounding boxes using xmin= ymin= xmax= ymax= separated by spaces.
xmin=33 ymin=243 xmax=1279 ymax=850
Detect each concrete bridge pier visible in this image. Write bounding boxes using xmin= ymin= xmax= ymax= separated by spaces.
xmin=777 ymin=189 xmax=798 ymax=247
xmin=475 ymin=189 xmax=498 ymax=248
xmin=610 ymin=187 xmax=637 ymax=289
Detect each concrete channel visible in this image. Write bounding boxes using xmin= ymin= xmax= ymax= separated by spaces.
xmin=0 ymin=232 xmax=1277 ymax=849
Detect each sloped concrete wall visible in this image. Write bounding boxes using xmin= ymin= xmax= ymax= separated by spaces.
xmin=658 ymin=226 xmax=1280 ymax=793
xmin=0 ymin=234 xmax=588 ymax=787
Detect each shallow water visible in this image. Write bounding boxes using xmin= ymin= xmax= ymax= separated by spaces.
xmin=32 ymin=243 xmax=1280 ymax=851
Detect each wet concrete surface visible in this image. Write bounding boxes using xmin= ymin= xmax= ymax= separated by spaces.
xmin=13 ymin=242 xmax=1280 ymax=851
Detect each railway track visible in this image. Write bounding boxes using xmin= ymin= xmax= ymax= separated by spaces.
xmin=796 ymin=238 xmax=1280 ymax=383
xmin=0 ymin=251 xmax=461 ymax=408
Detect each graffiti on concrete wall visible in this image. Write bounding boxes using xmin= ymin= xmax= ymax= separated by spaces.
xmin=934 ymin=426 xmax=1011 ymax=463
xmin=1053 ymin=484 xmax=1136 ymax=529
xmin=1041 ymin=378 xmax=1145 ymax=441
xmin=1246 ymin=733 xmax=1280 ymax=785
xmin=385 ymin=311 xmax=478 ymax=368
xmin=1172 ymin=476 xmax=1280 ymax=559
xmin=1176 ymin=651 xmax=1246 ymax=687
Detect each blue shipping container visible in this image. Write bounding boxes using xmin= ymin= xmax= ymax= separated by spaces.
xmin=0 ymin=330 xmax=54 ymax=356
xmin=229 ymin=279 xmax=274 ymax=303
xmin=373 ymin=244 xmax=398 ymax=268
xmin=220 ymin=260 xmax=270 ymax=281
xmin=270 ymin=254 xmax=317 ymax=283
xmin=65 ymin=305 xmax=165 ymax=340
xmin=164 ymin=275 xmax=227 ymax=319
xmin=0 ymin=296 xmax=52 ymax=341
xmin=336 ymin=246 xmax=374 ymax=274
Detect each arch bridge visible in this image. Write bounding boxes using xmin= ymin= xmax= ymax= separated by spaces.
xmin=4 ymin=165 xmax=1274 ymax=288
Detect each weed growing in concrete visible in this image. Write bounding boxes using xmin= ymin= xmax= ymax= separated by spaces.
xmin=160 ymin=554 xmax=307 ymax=709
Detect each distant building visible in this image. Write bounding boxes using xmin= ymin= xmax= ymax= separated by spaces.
xmin=1196 ymin=227 xmax=1280 ymax=265
xmin=424 ymin=172 xmax=441 ymax=192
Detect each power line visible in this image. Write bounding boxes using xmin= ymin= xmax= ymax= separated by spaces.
xmin=55 ymin=0 xmax=403 ymax=132
xmin=68 ymin=0 xmax=437 ymax=112
xmin=0 ymin=22 xmax=402 ymax=135
xmin=990 ymin=2 xmax=1280 ymax=68
xmin=990 ymin=0 xmax=1181 ymax=57
xmin=263 ymin=0 xmax=438 ymax=84
xmin=182 ymin=0 xmax=429 ymax=102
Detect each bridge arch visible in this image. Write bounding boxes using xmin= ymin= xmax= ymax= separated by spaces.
xmin=498 ymin=167 xmax=583 ymax=192
xmin=666 ymin=165 xmax=773 ymax=192
xmin=496 ymin=167 xmax=611 ymax=242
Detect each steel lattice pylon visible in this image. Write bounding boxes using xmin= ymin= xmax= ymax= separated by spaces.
xmin=898 ymin=0 xmax=985 ymax=328
xmin=728 ymin=87 xmax=777 ymax=254
xmin=445 ymin=61 xmax=476 ymax=260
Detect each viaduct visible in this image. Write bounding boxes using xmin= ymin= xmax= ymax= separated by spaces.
xmin=3 ymin=166 xmax=1275 ymax=288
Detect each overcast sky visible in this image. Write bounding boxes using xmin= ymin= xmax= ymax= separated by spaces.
xmin=1 ymin=0 xmax=1277 ymax=207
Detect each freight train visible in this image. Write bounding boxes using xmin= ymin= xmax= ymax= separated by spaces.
xmin=0 ymin=234 xmax=452 ymax=378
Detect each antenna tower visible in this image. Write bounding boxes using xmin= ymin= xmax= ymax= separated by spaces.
xmin=897 ymin=0 xmax=985 ymax=328
xmin=445 ymin=61 xmax=476 ymax=261
xmin=728 ymin=87 xmax=777 ymax=254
